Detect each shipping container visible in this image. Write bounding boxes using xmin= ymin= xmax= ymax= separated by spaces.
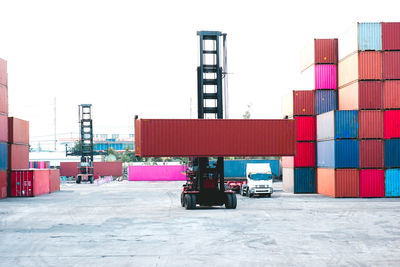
xmin=295 ymin=116 xmax=316 ymax=141
xmin=359 ymin=110 xmax=384 ymax=139
xmin=128 ymin=165 xmax=187 ymax=181
xmin=135 ymin=119 xmax=297 ymax=157
xmin=294 ymin=142 xmax=315 ymax=167
xmin=210 ymin=159 xmax=280 ymax=178
xmin=317 ymin=110 xmax=358 ymax=141
xmin=294 ymin=168 xmax=316 ymax=193
xmin=339 ymin=22 xmax=382 ymax=60
xmin=0 ymin=85 xmax=7 ymax=115
xmin=93 ymin=162 xmax=123 ymax=176
xmin=0 ymin=142 xmax=7 ymax=170
xmin=385 ymin=139 xmax=400 ymax=168
xmin=382 ymin=22 xmax=400 ymax=51
xmin=282 ymin=167 xmax=294 ymax=193
xmin=360 ymin=169 xmax=385 ymax=198
xmin=9 ymin=169 xmax=50 ymax=197
xmin=339 ymin=52 xmax=382 ymax=88
xmin=317 ymin=140 xmax=359 ymax=168
xmin=49 ymin=169 xmax=60 ymax=193
xmin=281 ymin=156 xmax=294 ymax=168
xmin=383 ymin=51 xmax=400 ymax=80
xmin=8 ymin=117 xmax=29 ymax=145
xmin=383 ymin=80 xmax=400 ymax=109
xmin=385 ymin=169 xmax=400 ymax=197
xmin=359 ymin=140 xmax=384 ymax=168
xmin=29 ymin=161 xmax=50 ymax=169
xmin=0 ymin=171 xmax=6 ymax=198
xmin=282 ymin=91 xmax=315 ymax=118
xmin=0 ymin=58 xmax=7 ymax=87
xmin=0 ymin=114 xmax=7 ymax=142
xmin=300 ymin=39 xmax=338 ymax=72
xmin=8 ymin=144 xmax=29 ymax=170
xmin=300 ymin=64 xmax=337 ymax=90
xmin=384 ymin=110 xmax=400 ymax=139
xmin=59 ymin=162 xmax=79 ymax=177
xmin=317 ymin=168 xmax=359 ymax=198
xmin=339 ymin=81 xmax=383 ymax=110
xmin=315 ymin=90 xmax=337 ymax=115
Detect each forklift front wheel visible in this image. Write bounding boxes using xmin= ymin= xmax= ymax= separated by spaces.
xmin=76 ymin=176 xmax=81 ymax=184
xmin=89 ymin=176 xmax=94 ymax=184
xmin=185 ymin=194 xmax=195 ymax=210
xmin=180 ymin=192 xmax=185 ymax=207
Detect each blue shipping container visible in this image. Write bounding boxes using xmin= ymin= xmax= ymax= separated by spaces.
xmin=385 ymin=169 xmax=400 ymax=197
xmin=294 ymin=168 xmax=316 ymax=193
xmin=334 ymin=110 xmax=358 ymax=139
xmin=0 ymin=142 xmax=7 ymax=170
xmin=317 ymin=140 xmax=359 ymax=168
xmin=210 ymin=159 xmax=280 ymax=178
xmin=385 ymin=139 xmax=400 ymax=168
xmin=358 ymin=22 xmax=382 ymax=51
xmin=315 ymin=90 xmax=337 ymax=115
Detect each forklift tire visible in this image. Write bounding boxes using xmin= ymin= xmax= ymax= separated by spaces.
xmin=231 ymin=193 xmax=237 ymax=209
xmin=89 ymin=176 xmax=94 ymax=184
xmin=185 ymin=194 xmax=193 ymax=210
xmin=76 ymin=177 xmax=81 ymax=184
xmin=190 ymin=194 xmax=197 ymax=209
xmin=225 ymin=193 xmax=234 ymax=209
xmin=180 ymin=192 xmax=185 ymax=207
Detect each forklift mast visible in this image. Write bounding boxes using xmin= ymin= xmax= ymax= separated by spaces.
xmin=79 ymin=104 xmax=94 ymax=163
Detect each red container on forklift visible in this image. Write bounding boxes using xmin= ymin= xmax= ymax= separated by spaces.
xmin=93 ymin=162 xmax=123 ymax=176
xmin=10 ymin=169 xmax=50 ymax=197
xmin=60 ymin=162 xmax=79 ymax=177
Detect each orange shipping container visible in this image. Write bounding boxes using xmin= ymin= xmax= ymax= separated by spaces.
xmin=338 ymin=52 xmax=382 ymax=88
xmin=383 ymin=80 xmax=400 ymax=109
xmin=317 ymin=168 xmax=359 ymax=198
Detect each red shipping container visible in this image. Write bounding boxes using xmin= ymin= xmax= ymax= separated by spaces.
xmin=383 ymin=80 xmax=400 ymax=109
xmin=0 ymin=171 xmax=7 ymax=198
xmin=93 ymin=162 xmax=123 ymax=176
xmin=359 ymin=140 xmax=384 ymax=169
xmin=60 ymin=162 xmax=79 ymax=177
xmin=8 ymin=144 xmax=29 ymax=170
xmin=294 ymin=142 xmax=315 ymax=167
xmin=0 ymin=58 xmax=7 ymax=87
xmin=358 ymin=81 xmax=383 ymax=110
xmin=315 ymin=39 xmax=338 ymax=65
xmin=359 ymin=169 xmax=385 ymax=198
xmin=359 ymin=110 xmax=384 ymax=139
xmin=293 ymin=91 xmax=315 ymax=116
xmin=49 ymin=169 xmax=60 ymax=193
xmin=10 ymin=169 xmax=50 ymax=197
xmin=294 ymin=116 xmax=315 ymax=141
xmin=0 ymin=84 xmax=7 ymax=114
xmin=135 ymin=119 xmax=297 ymax=157
xmin=383 ymin=51 xmax=400 ymax=80
xmin=384 ymin=110 xmax=400 ymax=139
xmin=0 ymin=114 xmax=7 ymax=142
xmin=317 ymin=168 xmax=359 ymax=198
xmin=382 ymin=23 xmax=400 ymax=51
xmin=8 ymin=117 xmax=29 ymax=145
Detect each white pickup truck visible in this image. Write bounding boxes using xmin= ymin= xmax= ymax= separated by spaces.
xmin=241 ymin=163 xmax=273 ymax=198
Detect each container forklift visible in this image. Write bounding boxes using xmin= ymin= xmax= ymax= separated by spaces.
xmin=180 ymin=31 xmax=237 ymax=209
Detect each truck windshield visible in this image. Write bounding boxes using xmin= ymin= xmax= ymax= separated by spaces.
xmin=250 ymin=173 xmax=272 ymax=180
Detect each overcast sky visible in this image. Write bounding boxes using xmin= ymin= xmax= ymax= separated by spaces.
xmin=0 ymin=0 xmax=399 ymax=149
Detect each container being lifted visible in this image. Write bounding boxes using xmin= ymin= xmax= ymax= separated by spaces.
xmin=135 ymin=31 xmax=296 ymax=210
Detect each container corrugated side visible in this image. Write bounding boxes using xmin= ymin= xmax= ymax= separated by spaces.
xmin=383 ymin=80 xmax=400 ymax=109
xmin=294 ymin=142 xmax=315 ymax=167
xmin=0 ymin=171 xmax=6 ymax=198
xmin=382 ymin=22 xmax=400 ymax=51
xmin=335 ymin=169 xmax=360 ymax=198
xmin=317 ymin=140 xmax=359 ymax=168
xmin=316 ymin=168 xmax=335 ymax=197
xmin=93 ymin=162 xmax=123 ymax=176
xmin=300 ymin=39 xmax=338 ymax=72
xmin=339 ymin=81 xmax=383 ymax=110
xmin=0 ymin=58 xmax=7 ymax=87
xmin=8 ymin=117 xmax=29 ymax=145
xmin=359 ymin=110 xmax=384 ymax=139
xmin=8 ymin=144 xmax=29 ymax=170
xmin=10 ymin=170 xmax=50 ymax=197
xmin=282 ymin=167 xmax=294 ymax=193
xmin=0 ymin=142 xmax=7 ymax=170
xmin=135 ymin=119 xmax=297 ymax=157
xmin=334 ymin=110 xmax=358 ymax=139
xmin=294 ymin=168 xmax=316 ymax=193
xmin=281 ymin=92 xmax=294 ymax=118
xmin=0 ymin=85 xmax=7 ymax=115
xmin=385 ymin=139 xmax=400 ymax=168
xmin=294 ymin=116 xmax=315 ymax=141
xmin=49 ymin=169 xmax=60 ymax=193
xmin=293 ymin=91 xmax=315 ymax=116
xmin=359 ymin=140 xmax=384 ymax=168
xmin=0 ymin=114 xmax=7 ymax=142
xmin=383 ymin=51 xmax=400 ymax=79
xmin=317 ymin=140 xmax=335 ymax=168
xmin=384 ymin=110 xmax=400 ymax=139
xmin=385 ymin=169 xmax=400 ymax=197
xmin=59 ymin=162 xmax=79 ymax=177
xmin=315 ymin=90 xmax=337 ymax=115
xmin=339 ymin=53 xmax=358 ymax=87
xmin=315 ymin=65 xmax=337 ymax=90
xmin=317 ymin=111 xmax=334 ymax=141
xmin=360 ymin=169 xmax=385 ymax=198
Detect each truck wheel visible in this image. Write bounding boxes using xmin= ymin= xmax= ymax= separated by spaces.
xmin=185 ymin=194 xmax=193 ymax=210
xmin=225 ymin=193 xmax=233 ymax=209
xmin=247 ymin=188 xmax=252 ymax=198
xmin=181 ymin=192 xmax=185 ymax=207
xmin=76 ymin=176 xmax=81 ymax=184
xmin=231 ymin=193 xmax=237 ymax=209
xmin=267 ymin=193 xmax=272 ymax=198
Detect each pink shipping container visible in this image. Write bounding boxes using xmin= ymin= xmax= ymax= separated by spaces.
xmin=384 ymin=110 xmax=400 ymax=139
xmin=383 ymin=51 xmax=400 ymax=80
xmin=128 ymin=165 xmax=187 ymax=181
xmin=359 ymin=110 xmax=384 ymax=139
xmin=383 ymin=81 xmax=400 ymax=109
xmin=0 ymin=114 xmax=7 ymax=142
xmin=59 ymin=162 xmax=79 ymax=177
xmin=281 ymin=156 xmax=294 ymax=168
xmin=0 ymin=171 xmax=7 ymax=198
xmin=8 ymin=117 xmax=29 ymax=145
xmin=8 ymin=144 xmax=29 ymax=170
xmin=382 ymin=22 xmax=400 ymax=51
xmin=93 ymin=162 xmax=123 ymax=176
xmin=315 ymin=65 xmax=337 ymax=89
xmin=0 ymin=85 xmax=7 ymax=115
xmin=359 ymin=169 xmax=385 ymax=198
xmin=135 ymin=119 xmax=297 ymax=157
xmin=359 ymin=140 xmax=384 ymax=169
xmin=339 ymin=81 xmax=383 ymax=110
xmin=0 ymin=58 xmax=7 ymax=87
xmin=294 ymin=116 xmax=316 ymax=141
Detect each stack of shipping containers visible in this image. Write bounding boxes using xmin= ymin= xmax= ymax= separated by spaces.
xmin=0 ymin=58 xmax=8 ymax=199
xmin=282 ymin=39 xmax=338 ymax=193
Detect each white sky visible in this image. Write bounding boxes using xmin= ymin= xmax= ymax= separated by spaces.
xmin=0 ymin=0 xmax=399 ymax=149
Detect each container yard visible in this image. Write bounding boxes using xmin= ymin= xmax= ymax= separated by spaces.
xmin=1 ymin=1 xmax=400 ymax=265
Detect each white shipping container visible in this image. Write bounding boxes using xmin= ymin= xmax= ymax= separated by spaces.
xmin=281 ymin=92 xmax=293 ymax=118
xmin=300 ymin=40 xmax=315 ymax=73
xmin=339 ymin=53 xmax=358 ymax=88
xmin=282 ymin=167 xmax=294 ymax=193
xmin=317 ymin=111 xmax=335 ymax=141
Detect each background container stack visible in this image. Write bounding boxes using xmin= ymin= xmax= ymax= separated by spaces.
xmin=282 ymin=39 xmax=338 ymax=193
xmin=29 ymin=161 xmax=50 ymax=169
xmin=382 ymin=22 xmax=400 ymax=197
xmin=0 ymin=58 xmax=8 ymax=199
xmin=8 ymin=117 xmax=30 ymax=170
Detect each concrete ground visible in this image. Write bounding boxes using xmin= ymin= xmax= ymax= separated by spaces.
xmin=0 ymin=181 xmax=400 ymax=267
